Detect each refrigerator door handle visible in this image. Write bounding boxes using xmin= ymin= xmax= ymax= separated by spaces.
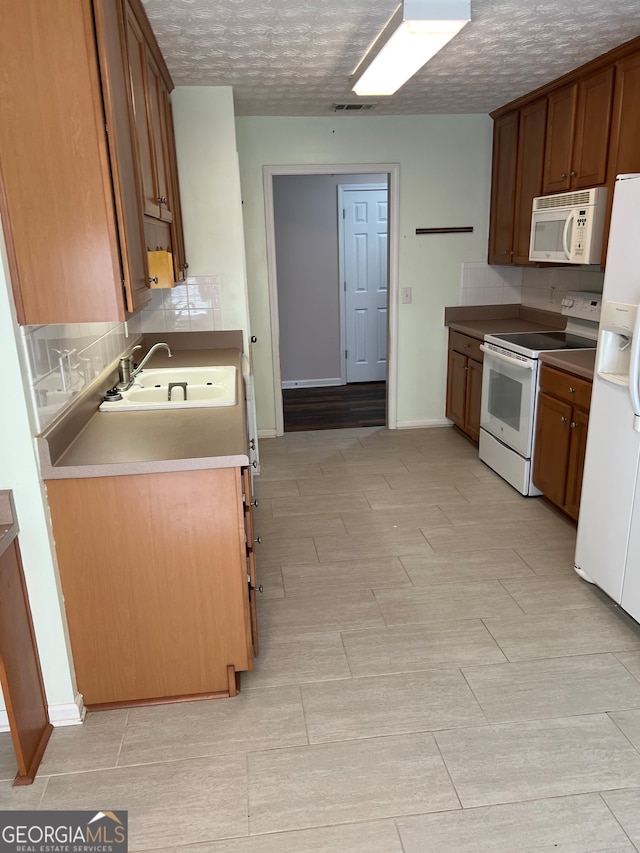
xmin=562 ymin=209 xmax=576 ymax=260
xmin=629 ymin=305 xmax=640 ymax=430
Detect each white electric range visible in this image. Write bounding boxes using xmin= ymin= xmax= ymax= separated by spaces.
xmin=478 ymin=291 xmax=601 ymax=495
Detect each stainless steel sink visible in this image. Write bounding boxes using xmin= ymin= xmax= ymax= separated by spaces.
xmin=99 ymin=365 xmax=237 ymax=412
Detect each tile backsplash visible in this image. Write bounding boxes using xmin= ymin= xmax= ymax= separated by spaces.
xmin=21 ymin=276 xmax=222 ymax=432
xmin=460 ymin=262 xmax=605 ymax=314
xmin=520 ymin=266 xmax=604 ymax=313
xmin=460 ymin=262 xmax=523 ymax=305
xmin=139 ymin=277 xmax=222 ymax=333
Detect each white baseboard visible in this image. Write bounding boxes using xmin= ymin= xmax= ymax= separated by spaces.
xmin=0 ymin=694 xmax=86 ymax=732
xmin=281 ymin=378 xmax=343 ymax=389
xmin=395 ymin=419 xmax=452 ymax=429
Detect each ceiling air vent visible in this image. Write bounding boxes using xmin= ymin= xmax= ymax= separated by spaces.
xmin=332 ymin=103 xmax=377 ymax=112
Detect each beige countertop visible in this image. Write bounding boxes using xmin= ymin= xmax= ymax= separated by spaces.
xmin=539 ymin=349 xmax=596 ymax=380
xmin=37 ymin=334 xmax=251 ymax=480
xmin=445 ymin=304 xmax=596 ymax=378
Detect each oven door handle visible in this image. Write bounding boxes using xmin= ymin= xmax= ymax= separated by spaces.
xmin=480 ymin=344 xmax=535 ymax=370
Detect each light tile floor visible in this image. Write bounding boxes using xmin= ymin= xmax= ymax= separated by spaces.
xmin=4 ymin=426 xmax=640 ymax=850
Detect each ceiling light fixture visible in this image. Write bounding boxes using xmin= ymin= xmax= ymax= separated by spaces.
xmin=351 ymin=0 xmax=471 ymax=97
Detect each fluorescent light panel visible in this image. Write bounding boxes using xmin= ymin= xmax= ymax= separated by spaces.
xmin=352 ymin=0 xmax=471 ymax=96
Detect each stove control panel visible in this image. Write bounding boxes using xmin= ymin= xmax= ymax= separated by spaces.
xmin=561 ymin=291 xmax=602 ymax=322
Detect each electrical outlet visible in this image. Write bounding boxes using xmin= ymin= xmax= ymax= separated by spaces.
xmin=401 ymin=287 xmax=412 ymax=304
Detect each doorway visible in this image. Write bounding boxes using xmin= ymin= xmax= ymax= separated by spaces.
xmin=264 ymin=164 xmax=399 ymax=436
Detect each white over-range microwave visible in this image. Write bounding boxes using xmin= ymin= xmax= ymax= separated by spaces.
xmin=529 ymin=186 xmax=607 ymax=264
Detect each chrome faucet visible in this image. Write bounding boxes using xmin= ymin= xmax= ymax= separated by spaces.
xmin=117 ymin=342 xmax=172 ymax=390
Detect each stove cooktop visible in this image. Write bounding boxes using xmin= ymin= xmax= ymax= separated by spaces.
xmin=485 ymin=329 xmax=598 ymax=358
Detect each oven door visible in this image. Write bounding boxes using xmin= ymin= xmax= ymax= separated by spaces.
xmin=480 ymin=344 xmax=538 ymax=458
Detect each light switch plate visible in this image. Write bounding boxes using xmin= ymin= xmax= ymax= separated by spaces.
xmin=401 ymin=287 xmax=412 ymax=304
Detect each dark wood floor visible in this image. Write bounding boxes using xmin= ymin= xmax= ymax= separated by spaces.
xmin=283 ymin=382 xmax=386 ymax=431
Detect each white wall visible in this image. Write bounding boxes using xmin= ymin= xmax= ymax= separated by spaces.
xmin=235 ymin=115 xmax=493 ymax=430
xmin=170 ymin=87 xmax=251 ymax=347
xmin=0 ymin=225 xmax=78 ymax=716
xmin=274 ymin=173 xmax=386 ymax=385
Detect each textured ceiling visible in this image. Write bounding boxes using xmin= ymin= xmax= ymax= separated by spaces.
xmin=140 ymin=0 xmax=640 ymax=116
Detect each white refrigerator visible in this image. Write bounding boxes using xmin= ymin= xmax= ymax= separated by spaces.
xmin=575 ymin=173 xmax=640 ymax=623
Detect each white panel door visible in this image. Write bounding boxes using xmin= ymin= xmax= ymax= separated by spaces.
xmin=342 ymin=188 xmax=388 ymax=383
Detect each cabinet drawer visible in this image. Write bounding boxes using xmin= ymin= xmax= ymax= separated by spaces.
xmin=449 ymin=331 xmax=483 ymax=362
xmin=539 ymin=364 xmax=592 ymax=409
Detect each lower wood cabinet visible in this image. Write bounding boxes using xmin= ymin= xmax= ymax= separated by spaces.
xmin=532 ymin=365 xmax=592 ymax=520
xmin=446 ymin=331 xmax=483 ymax=444
xmin=46 ymin=466 xmax=257 ymax=707
xmin=0 ymin=525 xmax=52 ymax=785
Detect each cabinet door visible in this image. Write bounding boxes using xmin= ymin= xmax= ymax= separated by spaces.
xmin=609 ymin=52 xmax=640 ymax=178
xmin=125 ymin=4 xmax=159 ymax=219
xmin=464 ymin=358 xmax=483 ymax=444
xmin=512 ymin=99 xmax=548 ymax=265
xmin=571 ymin=67 xmax=614 ymax=189
xmin=163 ymin=89 xmax=187 ymax=280
xmin=93 ymin=0 xmax=150 ymax=313
xmin=47 ymin=469 xmax=252 ymax=705
xmin=543 ymin=85 xmax=577 ymax=194
xmin=564 ymin=408 xmax=589 ymax=520
xmin=532 ymin=392 xmax=572 ymax=506
xmin=145 ymin=49 xmax=173 ymax=222
xmin=0 ymin=537 xmax=52 ymax=784
xmin=0 ymin=0 xmax=126 ymax=324
xmin=488 ymin=112 xmax=519 ymax=264
xmin=446 ymin=350 xmax=467 ymax=428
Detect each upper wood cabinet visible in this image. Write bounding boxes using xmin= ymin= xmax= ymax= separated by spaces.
xmin=487 ymin=113 xmax=519 ymax=265
xmin=512 ymin=98 xmax=548 ymax=264
xmin=0 ymin=0 xmax=185 ymax=325
xmin=0 ymin=0 xmax=139 ymax=324
xmin=489 ymin=36 xmax=640 ymax=268
xmin=543 ymin=69 xmax=614 ymax=193
xmin=487 ymin=99 xmax=547 ymax=267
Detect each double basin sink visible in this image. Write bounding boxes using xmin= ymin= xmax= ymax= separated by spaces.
xmin=99 ymin=365 xmax=237 ymax=412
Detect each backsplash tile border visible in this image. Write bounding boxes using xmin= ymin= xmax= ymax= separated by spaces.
xmin=21 ymin=276 xmax=223 ymax=432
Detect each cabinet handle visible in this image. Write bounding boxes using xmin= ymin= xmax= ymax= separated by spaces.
xmin=568 ymin=386 xmax=575 ymax=393
xmin=570 ymin=421 xmax=577 ymax=429
xmin=183 ymin=262 xmax=189 ymax=270
xmin=148 ymin=276 xmax=158 ymax=284
xmin=157 ymin=195 xmax=168 ymax=205
xmin=250 ymin=583 xmax=264 ymax=594
xmin=251 ymin=499 xmax=259 ymax=508
xmin=254 ymin=537 xmax=262 ymax=545
xmin=570 ymin=171 xmax=577 ymax=178
xmin=561 ymin=172 xmax=568 ymax=179
xmin=560 ymin=416 xmax=567 ymax=423
xmin=251 ymin=335 xmax=257 ymax=343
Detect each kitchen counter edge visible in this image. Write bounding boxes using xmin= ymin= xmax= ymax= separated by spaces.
xmin=37 ymin=334 xmax=251 ymax=480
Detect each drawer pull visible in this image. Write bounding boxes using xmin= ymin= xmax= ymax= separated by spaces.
xmin=571 ymin=421 xmax=577 ymax=429
xmin=568 ymin=386 xmax=576 ymax=393
xmin=560 ymin=416 xmax=567 ymax=423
